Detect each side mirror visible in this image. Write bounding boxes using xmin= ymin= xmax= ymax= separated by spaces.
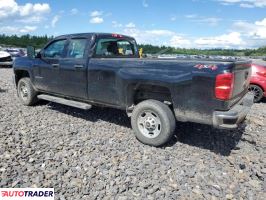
xmin=36 ymin=52 xmax=42 ymax=58
xmin=27 ymin=46 xmax=35 ymax=59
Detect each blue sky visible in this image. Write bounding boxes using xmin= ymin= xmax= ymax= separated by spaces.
xmin=1 ymin=0 xmax=266 ymax=49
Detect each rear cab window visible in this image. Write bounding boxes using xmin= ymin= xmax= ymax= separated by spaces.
xmin=94 ymin=35 xmax=138 ymax=58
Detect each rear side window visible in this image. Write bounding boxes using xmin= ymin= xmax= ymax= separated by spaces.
xmin=67 ymin=38 xmax=87 ymax=58
xmin=43 ymin=40 xmax=66 ymax=58
xmin=95 ymin=38 xmax=136 ymax=57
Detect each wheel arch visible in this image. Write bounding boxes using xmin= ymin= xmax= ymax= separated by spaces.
xmin=14 ymin=69 xmax=31 ymax=86
xmin=125 ymin=83 xmax=173 ymax=115
xmin=249 ymin=82 xmax=264 ymax=91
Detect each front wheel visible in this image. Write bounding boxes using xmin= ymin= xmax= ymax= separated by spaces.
xmin=249 ymin=84 xmax=264 ymax=103
xmin=131 ymin=100 xmax=176 ymax=147
xmin=17 ymin=77 xmax=38 ymax=106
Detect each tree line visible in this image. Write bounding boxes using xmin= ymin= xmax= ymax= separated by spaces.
xmin=138 ymin=44 xmax=266 ymax=56
xmin=0 ymin=34 xmax=265 ymax=56
xmin=0 ymin=34 xmax=53 ymax=49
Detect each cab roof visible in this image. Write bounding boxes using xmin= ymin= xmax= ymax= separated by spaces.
xmin=54 ymin=33 xmax=135 ymax=40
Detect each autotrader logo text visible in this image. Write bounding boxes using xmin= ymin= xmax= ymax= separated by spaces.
xmin=0 ymin=188 xmax=54 ymax=200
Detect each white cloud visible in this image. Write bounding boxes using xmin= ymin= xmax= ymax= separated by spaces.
xmin=32 ymin=3 xmax=50 ymax=13
xmin=145 ymin=30 xmax=175 ymax=36
xmin=217 ymin=0 xmax=266 ymax=8
xmin=233 ymin=18 xmax=266 ymax=39
xmin=195 ymin=17 xmax=221 ymax=26
xmin=124 ymin=28 xmax=179 ymax=46
xmin=185 ymin=14 xmax=198 ymax=19
xmin=255 ymin=18 xmax=266 ymax=26
xmin=90 ymin=17 xmax=104 ymax=24
xmin=20 ymin=26 xmax=37 ymax=33
xmin=70 ymin=8 xmax=78 ymax=15
xmin=90 ymin=10 xmax=102 ymax=17
xmin=195 ymin=32 xmax=245 ymax=48
xmin=185 ymin=14 xmax=221 ymax=26
xmin=170 ymin=36 xmax=192 ymax=48
xmin=17 ymin=16 xmax=44 ymax=24
xmin=125 ymin=22 xmax=136 ymax=28
xmin=0 ymin=0 xmax=50 ymax=19
xmin=170 ymin=16 xmax=177 ymax=21
xmin=89 ymin=10 xmax=104 ymax=24
xmin=0 ymin=0 xmax=50 ymax=31
xmin=0 ymin=26 xmax=18 ymax=33
xmin=51 ymin=15 xmax=60 ymax=28
xmin=123 ymin=26 xmax=265 ymax=49
xmin=0 ymin=25 xmax=37 ymax=33
xmin=142 ymin=0 xmax=149 ymax=7
xmin=112 ymin=21 xmax=123 ymax=28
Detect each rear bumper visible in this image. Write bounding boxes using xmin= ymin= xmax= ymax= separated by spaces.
xmin=213 ymin=92 xmax=254 ymax=129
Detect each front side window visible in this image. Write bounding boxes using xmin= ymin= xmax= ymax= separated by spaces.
xmin=67 ymin=39 xmax=87 ymax=58
xmin=43 ymin=40 xmax=66 ymax=58
xmin=95 ymin=38 xmax=136 ymax=57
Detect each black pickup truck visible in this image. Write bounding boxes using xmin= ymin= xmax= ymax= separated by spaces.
xmin=13 ymin=33 xmax=254 ymax=146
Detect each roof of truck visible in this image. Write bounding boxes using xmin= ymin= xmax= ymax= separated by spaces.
xmin=54 ymin=33 xmax=135 ymax=40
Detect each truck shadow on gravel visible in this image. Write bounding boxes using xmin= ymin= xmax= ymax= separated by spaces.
xmin=47 ymin=102 xmax=132 ymax=128
xmin=168 ymin=122 xmax=246 ymax=156
xmin=47 ymin=102 xmax=245 ymax=156
xmin=261 ymin=98 xmax=266 ymax=103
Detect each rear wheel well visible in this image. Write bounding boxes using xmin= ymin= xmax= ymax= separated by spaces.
xmin=14 ymin=70 xmax=30 ymax=86
xmin=133 ymin=84 xmax=172 ymax=105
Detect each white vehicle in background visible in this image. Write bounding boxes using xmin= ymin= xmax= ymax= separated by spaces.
xmin=5 ymin=48 xmax=26 ymax=58
xmin=0 ymin=48 xmax=13 ymax=67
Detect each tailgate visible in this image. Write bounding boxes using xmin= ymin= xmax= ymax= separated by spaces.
xmin=232 ymin=61 xmax=252 ymax=98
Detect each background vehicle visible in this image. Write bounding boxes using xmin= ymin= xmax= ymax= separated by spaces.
xmin=249 ymin=61 xmax=266 ymax=102
xmin=0 ymin=49 xmax=12 ymax=67
xmin=13 ymin=33 xmax=253 ymax=146
xmin=5 ymin=48 xmax=25 ymax=58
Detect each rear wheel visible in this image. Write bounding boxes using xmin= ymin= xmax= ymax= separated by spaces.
xmin=17 ymin=77 xmax=38 ymax=106
xmin=249 ymin=84 xmax=264 ymax=103
xmin=131 ymin=100 xmax=176 ymax=147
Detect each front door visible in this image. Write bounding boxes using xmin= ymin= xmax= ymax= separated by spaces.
xmin=33 ymin=39 xmax=67 ymax=94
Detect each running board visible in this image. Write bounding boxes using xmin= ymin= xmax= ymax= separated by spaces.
xmin=37 ymin=94 xmax=92 ymax=110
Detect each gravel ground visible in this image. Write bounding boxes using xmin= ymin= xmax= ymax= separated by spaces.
xmin=0 ymin=68 xmax=265 ymax=200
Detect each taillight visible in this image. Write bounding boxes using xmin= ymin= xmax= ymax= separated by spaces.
xmin=256 ymin=71 xmax=266 ymax=78
xmin=215 ymin=73 xmax=234 ymax=100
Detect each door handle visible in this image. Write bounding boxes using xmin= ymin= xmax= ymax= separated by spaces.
xmin=74 ymin=64 xmax=84 ymax=68
xmin=52 ymin=64 xmax=59 ymax=68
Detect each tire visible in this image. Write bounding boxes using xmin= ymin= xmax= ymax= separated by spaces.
xmin=131 ymin=99 xmax=176 ymax=147
xmin=249 ymin=84 xmax=264 ymax=103
xmin=17 ymin=77 xmax=38 ymax=106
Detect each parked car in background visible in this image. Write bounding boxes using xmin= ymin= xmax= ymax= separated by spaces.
xmin=5 ymin=48 xmax=25 ymax=58
xmin=249 ymin=62 xmax=266 ymax=102
xmin=0 ymin=49 xmax=13 ymax=67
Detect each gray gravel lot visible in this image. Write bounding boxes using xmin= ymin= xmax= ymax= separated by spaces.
xmin=0 ymin=68 xmax=265 ymax=199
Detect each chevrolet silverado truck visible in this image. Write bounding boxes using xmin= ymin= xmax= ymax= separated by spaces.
xmin=13 ymin=33 xmax=254 ymax=146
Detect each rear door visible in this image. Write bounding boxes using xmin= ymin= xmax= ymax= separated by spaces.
xmin=88 ymin=36 xmax=138 ymax=105
xmin=58 ymin=38 xmax=88 ymax=99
